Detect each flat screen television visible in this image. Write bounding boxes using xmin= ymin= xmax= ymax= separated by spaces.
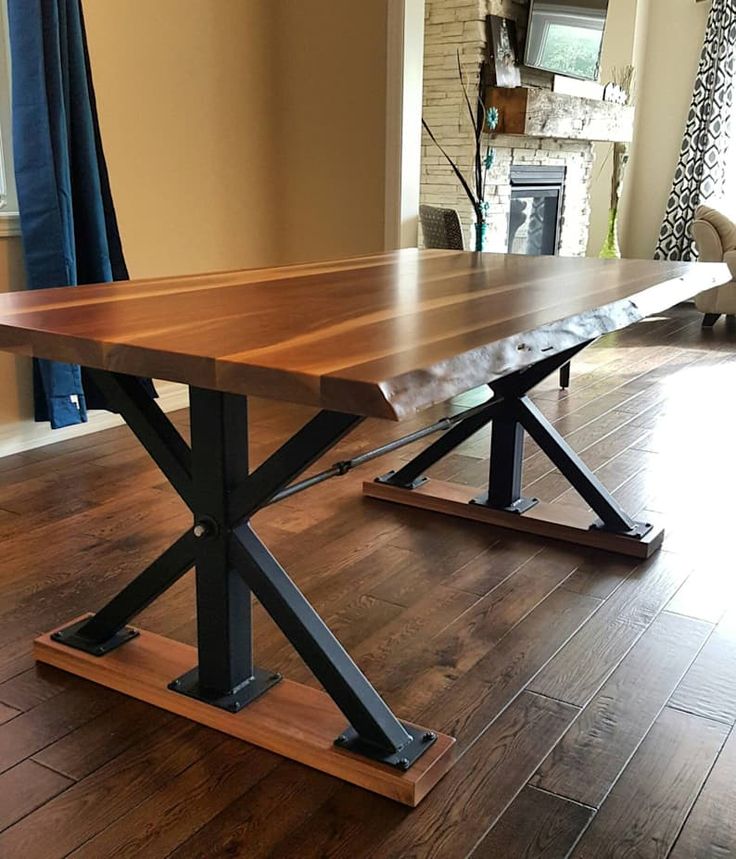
xmin=524 ymin=0 xmax=609 ymax=81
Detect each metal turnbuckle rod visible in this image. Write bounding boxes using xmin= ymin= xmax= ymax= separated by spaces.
xmin=266 ymin=396 xmax=497 ymax=507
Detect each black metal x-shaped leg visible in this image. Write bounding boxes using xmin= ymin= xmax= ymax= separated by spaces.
xmin=51 ymin=370 xmax=437 ymax=771
xmin=377 ymin=341 xmax=652 ymax=540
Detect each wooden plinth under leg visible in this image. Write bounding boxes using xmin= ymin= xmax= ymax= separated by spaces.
xmin=35 ymin=617 xmax=455 ymax=807
xmin=364 ymin=479 xmax=664 ymax=560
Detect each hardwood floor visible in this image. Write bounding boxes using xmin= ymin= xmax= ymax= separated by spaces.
xmin=0 ymin=306 xmax=734 ymax=858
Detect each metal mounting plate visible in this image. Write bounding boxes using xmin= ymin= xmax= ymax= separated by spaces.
xmin=334 ymin=722 xmax=437 ymax=771
xmin=470 ymin=492 xmax=540 ymax=515
xmin=51 ymin=619 xmax=139 ymax=656
xmin=168 ymin=665 xmax=282 ymax=713
xmin=375 ymin=470 xmax=429 ymax=490
xmin=590 ymin=519 xmax=654 ymax=539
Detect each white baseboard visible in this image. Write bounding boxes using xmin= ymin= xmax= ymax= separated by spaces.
xmin=0 ymin=381 xmax=190 ymax=460
xmin=0 ymin=213 xmax=21 ymax=238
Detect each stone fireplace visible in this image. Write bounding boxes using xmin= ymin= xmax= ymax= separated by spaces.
xmin=420 ymin=0 xmax=632 ymax=257
xmin=481 ymin=139 xmax=593 ymax=255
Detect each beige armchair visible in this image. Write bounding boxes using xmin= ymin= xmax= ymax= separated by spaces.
xmin=691 ymin=204 xmax=736 ymax=326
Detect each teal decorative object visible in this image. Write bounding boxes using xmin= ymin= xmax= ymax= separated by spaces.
xmin=473 ymin=220 xmax=489 ymax=252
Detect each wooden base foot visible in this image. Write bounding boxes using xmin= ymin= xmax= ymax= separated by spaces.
xmin=35 ymin=617 xmax=455 ymax=807
xmin=364 ymin=479 xmax=663 ymax=559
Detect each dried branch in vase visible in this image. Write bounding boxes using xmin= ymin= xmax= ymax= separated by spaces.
xmin=422 ymin=55 xmax=500 ymax=251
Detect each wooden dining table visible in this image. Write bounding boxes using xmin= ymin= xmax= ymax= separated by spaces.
xmin=0 ymin=249 xmax=728 ymax=806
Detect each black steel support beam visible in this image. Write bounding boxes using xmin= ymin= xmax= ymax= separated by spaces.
xmin=87 ymin=369 xmax=194 ymax=509
xmin=228 ymin=411 xmax=364 ymax=523
xmin=378 ymin=399 xmax=503 ymax=489
xmin=231 ymin=523 xmax=414 ymax=756
xmin=488 ymin=411 xmax=524 ymax=508
xmin=380 ymin=342 xmax=592 ymax=492
xmin=515 ymin=395 xmax=638 ymax=533
xmin=490 ymin=340 xmax=591 ymax=398
xmin=559 ymin=362 xmax=571 ymax=389
xmin=53 ymin=530 xmax=196 ymax=653
xmin=480 ymin=404 xmax=536 ymax=513
xmin=55 ymin=347 xmax=646 ymax=775
xmin=187 ymin=388 xmax=260 ymax=702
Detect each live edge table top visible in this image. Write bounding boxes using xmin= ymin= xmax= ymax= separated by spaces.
xmin=0 ymin=250 xmax=728 ymax=421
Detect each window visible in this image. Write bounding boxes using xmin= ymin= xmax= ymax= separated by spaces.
xmin=0 ymin=0 xmax=19 ymax=235
xmin=538 ymin=23 xmax=603 ymax=81
xmin=525 ymin=2 xmax=607 ymax=82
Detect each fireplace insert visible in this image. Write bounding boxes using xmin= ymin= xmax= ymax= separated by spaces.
xmin=508 ymin=165 xmax=566 ymax=256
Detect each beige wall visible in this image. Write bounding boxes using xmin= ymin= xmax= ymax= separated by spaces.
xmin=0 ymin=1 xmax=391 ymax=456
xmin=269 ymin=0 xmax=388 ymax=263
xmin=621 ymin=0 xmax=709 ymax=259
xmin=84 ymin=0 xmax=389 ymax=275
xmin=84 ymin=0 xmax=280 ymax=277
xmin=586 ymin=0 xmax=640 ymax=256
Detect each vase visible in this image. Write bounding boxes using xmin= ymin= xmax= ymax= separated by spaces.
xmin=599 ymin=207 xmax=621 ymax=259
xmin=471 ymin=220 xmax=489 ymax=252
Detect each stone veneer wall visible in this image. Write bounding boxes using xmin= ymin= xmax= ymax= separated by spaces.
xmin=421 ymin=0 xmax=595 ymax=255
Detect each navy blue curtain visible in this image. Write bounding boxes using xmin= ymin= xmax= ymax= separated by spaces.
xmin=8 ymin=0 xmax=154 ymax=428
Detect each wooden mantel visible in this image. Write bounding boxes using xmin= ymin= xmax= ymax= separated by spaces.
xmin=487 ymin=86 xmax=635 ymax=144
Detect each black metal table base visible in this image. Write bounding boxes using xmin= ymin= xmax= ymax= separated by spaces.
xmin=376 ymin=341 xmax=651 ymax=544
xmin=50 ymin=369 xmax=434 ymax=773
xmin=48 ymin=340 xmax=654 ymax=777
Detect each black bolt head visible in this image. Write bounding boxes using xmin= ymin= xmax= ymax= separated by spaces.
xmin=422 ymin=731 xmax=436 ymax=743
xmin=335 ymin=735 xmax=348 ymax=746
xmin=397 ymin=758 xmax=411 ymax=771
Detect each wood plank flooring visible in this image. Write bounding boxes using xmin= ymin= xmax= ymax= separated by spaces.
xmin=0 ymin=306 xmax=734 ymax=857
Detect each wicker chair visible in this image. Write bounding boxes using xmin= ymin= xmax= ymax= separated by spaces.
xmin=419 ymin=205 xmax=465 ymax=250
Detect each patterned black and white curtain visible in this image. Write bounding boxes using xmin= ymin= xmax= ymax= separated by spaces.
xmin=655 ymin=0 xmax=736 ymax=261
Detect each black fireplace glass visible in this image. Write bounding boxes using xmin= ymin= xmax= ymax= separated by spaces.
xmin=507 ymin=166 xmax=565 ymax=257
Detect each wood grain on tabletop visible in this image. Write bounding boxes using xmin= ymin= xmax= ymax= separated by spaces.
xmin=0 ymin=250 xmax=727 ymax=419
